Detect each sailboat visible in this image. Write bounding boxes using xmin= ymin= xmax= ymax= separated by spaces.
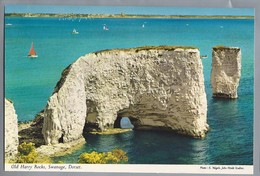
xmin=72 ymin=28 xmax=79 ymax=34
xmin=28 ymin=42 xmax=38 ymax=58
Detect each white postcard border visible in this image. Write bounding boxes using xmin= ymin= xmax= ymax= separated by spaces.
xmin=1 ymin=0 xmax=260 ymax=176
xmin=5 ymin=164 xmax=254 ymax=174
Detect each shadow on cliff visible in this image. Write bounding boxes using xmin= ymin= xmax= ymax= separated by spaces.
xmin=18 ymin=110 xmax=45 ymax=147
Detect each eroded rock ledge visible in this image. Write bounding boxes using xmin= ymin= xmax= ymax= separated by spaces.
xmin=42 ymin=46 xmax=209 ymax=145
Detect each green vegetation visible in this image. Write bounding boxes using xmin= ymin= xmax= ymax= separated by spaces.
xmin=213 ymin=45 xmax=229 ymax=49
xmin=95 ymin=45 xmax=198 ymax=55
xmin=55 ymin=161 xmax=65 ymax=164
xmin=78 ymin=149 xmax=128 ymax=164
xmin=12 ymin=142 xmax=127 ymax=164
xmin=134 ymin=45 xmax=198 ymax=52
xmin=18 ymin=142 xmax=36 ymax=156
xmin=16 ymin=142 xmax=38 ymax=163
xmin=14 ymin=142 xmax=51 ymax=163
xmin=213 ymin=46 xmax=240 ymax=51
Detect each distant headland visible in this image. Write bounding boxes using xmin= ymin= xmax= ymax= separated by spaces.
xmin=5 ymin=13 xmax=254 ymax=19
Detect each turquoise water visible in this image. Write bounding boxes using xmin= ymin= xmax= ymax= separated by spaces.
xmin=5 ymin=17 xmax=254 ymax=164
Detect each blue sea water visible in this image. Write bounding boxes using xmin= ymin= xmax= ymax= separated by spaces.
xmin=5 ymin=17 xmax=254 ymax=165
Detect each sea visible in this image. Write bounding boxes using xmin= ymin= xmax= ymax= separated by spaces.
xmin=5 ymin=17 xmax=254 ymax=165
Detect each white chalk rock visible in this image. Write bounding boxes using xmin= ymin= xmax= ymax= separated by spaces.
xmin=43 ymin=46 xmax=209 ymax=144
xmin=211 ymin=46 xmax=241 ymax=98
xmin=5 ymin=99 xmax=19 ymax=161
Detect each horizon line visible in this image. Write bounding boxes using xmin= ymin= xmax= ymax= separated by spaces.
xmin=5 ymin=13 xmax=254 ymax=18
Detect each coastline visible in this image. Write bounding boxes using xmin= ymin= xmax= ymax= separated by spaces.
xmin=18 ymin=120 xmax=86 ymax=160
xmin=5 ymin=13 xmax=254 ymax=19
xmin=18 ymin=120 xmax=132 ymax=160
xmin=36 ymin=137 xmax=86 ymax=158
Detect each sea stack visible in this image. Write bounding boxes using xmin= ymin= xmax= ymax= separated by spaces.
xmin=5 ymin=99 xmax=19 ymax=162
xmin=211 ymin=46 xmax=241 ymax=99
xmin=42 ymin=46 xmax=209 ymax=145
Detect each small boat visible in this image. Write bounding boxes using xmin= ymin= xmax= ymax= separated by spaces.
xmin=142 ymin=24 xmax=145 ymax=28
xmin=72 ymin=29 xmax=79 ymax=34
xmin=5 ymin=23 xmax=12 ymax=26
xmin=28 ymin=42 xmax=38 ymax=58
xmin=201 ymin=55 xmax=208 ymax=59
xmin=103 ymin=24 xmax=109 ymax=31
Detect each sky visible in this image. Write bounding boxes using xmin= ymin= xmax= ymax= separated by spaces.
xmin=5 ymin=5 xmax=254 ymax=16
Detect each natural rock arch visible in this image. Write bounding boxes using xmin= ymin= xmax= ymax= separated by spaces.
xmin=42 ymin=46 xmax=209 ymax=145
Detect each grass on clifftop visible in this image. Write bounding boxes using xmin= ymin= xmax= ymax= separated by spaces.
xmin=213 ymin=46 xmax=240 ymax=50
xmin=213 ymin=45 xmax=229 ymax=49
xmin=95 ymin=45 xmax=198 ymax=54
xmin=134 ymin=46 xmax=198 ymax=52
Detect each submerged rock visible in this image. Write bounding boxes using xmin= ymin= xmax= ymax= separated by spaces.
xmin=211 ymin=46 xmax=241 ymax=98
xmin=42 ymin=46 xmax=209 ymax=145
xmin=5 ymin=99 xmax=19 ymax=162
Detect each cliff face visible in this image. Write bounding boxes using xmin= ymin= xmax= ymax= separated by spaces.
xmin=42 ymin=46 xmax=208 ymax=145
xmin=5 ymin=99 xmax=19 ymax=161
xmin=211 ymin=46 xmax=241 ymax=98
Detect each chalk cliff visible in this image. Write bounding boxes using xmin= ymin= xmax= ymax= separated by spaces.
xmin=211 ymin=46 xmax=241 ymax=98
xmin=42 ymin=46 xmax=209 ymax=145
xmin=5 ymin=99 xmax=19 ymax=161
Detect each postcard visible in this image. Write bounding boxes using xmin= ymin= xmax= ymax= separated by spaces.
xmin=2 ymin=4 xmax=255 ymax=175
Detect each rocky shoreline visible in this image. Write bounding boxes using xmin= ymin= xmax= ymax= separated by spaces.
xmin=37 ymin=137 xmax=86 ymax=158
xmin=18 ymin=111 xmax=45 ymax=147
xmin=18 ymin=118 xmax=131 ymax=159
